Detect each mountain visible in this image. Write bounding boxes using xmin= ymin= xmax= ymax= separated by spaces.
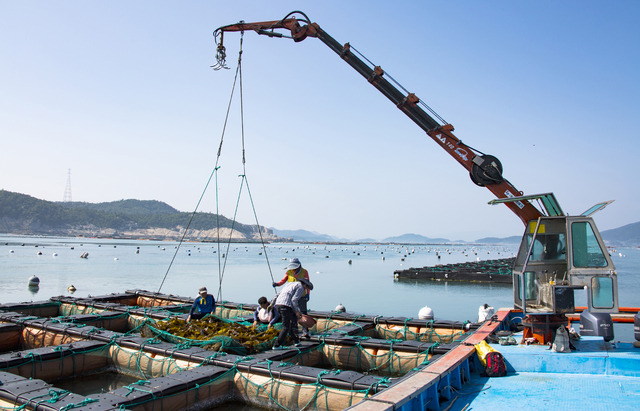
xmin=600 ymin=221 xmax=640 ymax=246
xmin=272 ymin=226 xmax=640 ymax=246
xmin=0 ymin=190 xmax=276 ymax=242
xmin=2 ymin=190 xmax=639 ymax=245
xmin=475 ymin=236 xmax=522 ymax=245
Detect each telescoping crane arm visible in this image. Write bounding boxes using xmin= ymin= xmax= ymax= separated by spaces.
xmin=213 ymin=11 xmax=543 ymax=225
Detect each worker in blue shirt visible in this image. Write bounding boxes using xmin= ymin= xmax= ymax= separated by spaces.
xmin=187 ymin=286 xmax=215 ymax=322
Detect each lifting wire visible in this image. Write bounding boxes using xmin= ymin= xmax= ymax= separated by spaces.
xmin=156 ymin=34 xmax=242 ymax=295
xmin=216 ymin=35 xmax=276 ymax=302
xmin=156 ymin=32 xmax=275 ymax=301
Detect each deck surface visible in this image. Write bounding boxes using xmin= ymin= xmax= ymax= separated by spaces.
xmin=449 ymin=372 xmax=640 ymax=410
xmin=441 ymin=334 xmax=640 ymax=411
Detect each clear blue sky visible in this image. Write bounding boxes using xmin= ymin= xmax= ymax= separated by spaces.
xmin=1 ymin=1 xmax=638 ymax=241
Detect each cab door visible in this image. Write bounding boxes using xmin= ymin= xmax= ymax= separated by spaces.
xmin=567 ymin=217 xmax=619 ymax=313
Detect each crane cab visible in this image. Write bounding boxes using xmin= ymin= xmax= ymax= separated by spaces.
xmin=513 ymin=213 xmax=618 ymax=315
xmin=490 ymin=194 xmax=618 ymax=338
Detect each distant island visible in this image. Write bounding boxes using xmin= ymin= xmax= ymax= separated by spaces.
xmin=1 ymin=190 xmax=638 ymax=245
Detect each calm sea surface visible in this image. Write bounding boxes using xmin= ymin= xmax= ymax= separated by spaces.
xmin=1 ymin=234 xmax=638 ymax=341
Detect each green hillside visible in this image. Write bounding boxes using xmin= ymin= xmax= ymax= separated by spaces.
xmin=63 ymin=199 xmax=179 ymax=215
xmin=0 ymin=190 xmax=266 ymax=240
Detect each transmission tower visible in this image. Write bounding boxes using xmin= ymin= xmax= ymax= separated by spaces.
xmin=63 ymin=169 xmax=72 ymax=202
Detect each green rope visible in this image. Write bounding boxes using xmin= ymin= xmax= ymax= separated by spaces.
xmin=18 ymin=389 xmax=70 ymax=411
xmin=124 ymin=380 xmax=152 ymax=397
xmin=173 ymin=342 xmax=193 ymax=350
xmin=233 ymin=356 xmax=254 ymax=365
xmin=370 ymin=376 xmax=391 ymax=393
xmin=316 ymin=370 xmax=330 ymax=384
xmin=59 ymin=398 xmax=99 ymax=410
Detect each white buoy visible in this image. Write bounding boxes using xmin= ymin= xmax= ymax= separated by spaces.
xmin=28 ymin=275 xmax=40 ymax=287
xmin=52 ymin=252 xmax=58 ymax=257
xmin=9 ymin=250 xmax=14 ymax=254
xmin=114 ymin=257 xmax=119 ymax=261
xmin=418 ymin=305 xmax=434 ymax=320
xmin=335 ymin=303 xmax=346 ymax=313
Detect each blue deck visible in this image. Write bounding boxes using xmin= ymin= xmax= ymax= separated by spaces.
xmin=441 ymin=335 xmax=640 ymax=410
xmin=348 ymin=310 xmax=639 ymax=411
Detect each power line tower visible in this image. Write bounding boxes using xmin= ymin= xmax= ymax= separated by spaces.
xmin=63 ymin=169 xmax=72 ymax=202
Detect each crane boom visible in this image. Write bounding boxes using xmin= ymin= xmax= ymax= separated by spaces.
xmin=214 ymin=12 xmax=621 ymax=338
xmin=214 ymin=11 xmax=543 ymax=225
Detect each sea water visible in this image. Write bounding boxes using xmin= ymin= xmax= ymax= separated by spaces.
xmin=1 ymin=234 xmax=638 ymax=341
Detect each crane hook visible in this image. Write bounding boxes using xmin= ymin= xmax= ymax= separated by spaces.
xmin=211 ymin=30 xmax=229 ymax=70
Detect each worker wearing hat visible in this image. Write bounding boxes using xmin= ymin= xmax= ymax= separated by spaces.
xmin=187 ymin=286 xmax=216 ymax=322
xmin=273 ymin=276 xmax=314 ymax=348
xmin=273 ymin=258 xmax=312 ymax=339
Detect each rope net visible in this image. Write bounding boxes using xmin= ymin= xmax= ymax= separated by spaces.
xmin=234 ymin=369 xmax=370 ymax=411
xmin=285 ymin=341 xmax=433 ymax=377
xmin=0 ymin=294 xmax=470 ymax=410
xmin=373 ymin=322 xmax=467 ymax=344
xmin=0 ymin=336 xmax=384 ymax=411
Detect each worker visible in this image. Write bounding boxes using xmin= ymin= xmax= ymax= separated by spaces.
xmin=273 ymin=257 xmax=312 ymax=339
xmin=252 ymin=296 xmax=280 ymax=329
xmin=187 ymin=286 xmax=215 ymax=322
xmin=273 ymin=278 xmax=313 ymax=349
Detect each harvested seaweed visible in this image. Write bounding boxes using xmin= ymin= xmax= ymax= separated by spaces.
xmin=153 ymin=316 xmax=279 ymax=353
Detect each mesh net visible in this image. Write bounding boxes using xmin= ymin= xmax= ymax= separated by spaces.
xmin=285 ymin=339 xmax=433 ymax=377
xmin=234 ymin=367 xmax=371 ymax=411
xmin=373 ymin=321 xmax=467 ymax=343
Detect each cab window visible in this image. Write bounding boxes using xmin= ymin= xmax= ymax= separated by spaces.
xmin=571 ymin=222 xmax=607 ymax=267
xmin=591 ymin=276 xmax=615 ymax=309
xmin=526 ymin=234 xmax=566 ymax=262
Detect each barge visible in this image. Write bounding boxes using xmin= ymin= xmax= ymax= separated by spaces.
xmin=0 ymin=289 xmax=638 ymax=410
xmin=394 ymin=258 xmax=515 ymax=283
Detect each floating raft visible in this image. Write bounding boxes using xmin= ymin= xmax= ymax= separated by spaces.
xmin=1 ymin=290 xmax=637 ymax=410
xmin=0 ymin=289 xmax=486 ymax=410
xmin=394 ymin=257 xmax=515 ymax=283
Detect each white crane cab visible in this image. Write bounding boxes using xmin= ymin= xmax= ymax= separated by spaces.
xmin=492 ymin=195 xmax=618 ymax=342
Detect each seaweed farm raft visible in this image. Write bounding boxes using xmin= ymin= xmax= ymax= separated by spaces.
xmin=0 ymin=289 xmax=488 ymax=410
xmin=394 ymin=257 xmax=515 ymax=283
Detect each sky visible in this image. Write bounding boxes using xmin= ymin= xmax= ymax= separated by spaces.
xmin=1 ymin=1 xmax=639 ymax=241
